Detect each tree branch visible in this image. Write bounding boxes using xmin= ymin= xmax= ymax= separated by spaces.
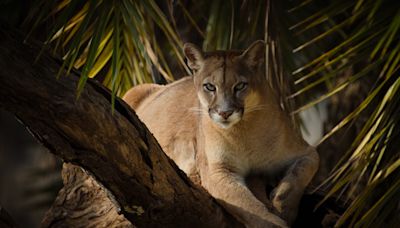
xmin=0 ymin=28 xmax=241 ymax=227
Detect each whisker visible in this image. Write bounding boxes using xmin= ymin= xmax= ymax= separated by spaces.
xmin=188 ymin=107 xmax=207 ymax=116
xmin=188 ymin=107 xmax=204 ymax=112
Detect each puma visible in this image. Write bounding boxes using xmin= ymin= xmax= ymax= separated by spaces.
xmin=123 ymin=41 xmax=319 ymax=227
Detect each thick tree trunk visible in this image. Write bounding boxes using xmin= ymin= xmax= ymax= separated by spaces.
xmin=0 ymin=28 xmax=241 ymax=227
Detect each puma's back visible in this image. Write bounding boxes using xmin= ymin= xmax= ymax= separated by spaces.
xmin=123 ymin=77 xmax=200 ymax=179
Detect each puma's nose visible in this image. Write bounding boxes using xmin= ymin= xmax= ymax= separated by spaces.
xmin=218 ymin=110 xmax=234 ymax=119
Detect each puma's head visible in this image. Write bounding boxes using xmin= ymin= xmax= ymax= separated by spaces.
xmin=184 ymin=41 xmax=265 ymax=129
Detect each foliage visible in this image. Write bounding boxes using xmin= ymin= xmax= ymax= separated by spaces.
xmin=26 ymin=0 xmax=188 ymax=107
xmin=289 ymin=0 xmax=400 ymax=227
xmin=23 ymin=0 xmax=400 ymax=227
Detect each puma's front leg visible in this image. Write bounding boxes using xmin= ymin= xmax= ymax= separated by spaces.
xmin=203 ymin=165 xmax=288 ymax=228
xmin=271 ymin=147 xmax=319 ymax=224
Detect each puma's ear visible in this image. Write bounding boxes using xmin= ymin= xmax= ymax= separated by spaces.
xmin=183 ymin=43 xmax=204 ymax=71
xmin=240 ymin=40 xmax=265 ymax=68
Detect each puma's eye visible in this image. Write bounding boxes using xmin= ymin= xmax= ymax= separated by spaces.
xmin=203 ymin=83 xmax=216 ymax=92
xmin=234 ymin=82 xmax=247 ymax=91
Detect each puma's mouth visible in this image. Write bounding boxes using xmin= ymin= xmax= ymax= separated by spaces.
xmin=209 ymin=110 xmax=243 ymax=129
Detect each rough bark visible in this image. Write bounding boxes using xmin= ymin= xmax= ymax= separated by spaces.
xmin=0 ymin=28 xmax=241 ymax=227
xmin=41 ymin=163 xmax=133 ymax=227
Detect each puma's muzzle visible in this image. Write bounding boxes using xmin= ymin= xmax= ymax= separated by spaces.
xmin=209 ymin=107 xmax=243 ymax=129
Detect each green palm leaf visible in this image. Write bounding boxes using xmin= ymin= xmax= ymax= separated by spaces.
xmin=290 ymin=0 xmax=400 ymax=226
xmin=29 ymin=0 xmax=186 ymax=102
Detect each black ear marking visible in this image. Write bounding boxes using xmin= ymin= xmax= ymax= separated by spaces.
xmin=183 ymin=43 xmax=204 ymax=71
xmin=240 ymin=40 xmax=265 ymax=68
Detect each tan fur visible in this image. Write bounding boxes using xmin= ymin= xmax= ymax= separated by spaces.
xmin=123 ymin=41 xmax=319 ymax=227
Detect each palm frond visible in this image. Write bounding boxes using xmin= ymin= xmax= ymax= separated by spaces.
xmin=290 ymin=0 xmax=400 ymax=226
xmin=29 ymin=0 xmax=187 ymax=101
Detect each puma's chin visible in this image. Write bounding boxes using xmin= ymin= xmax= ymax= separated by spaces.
xmin=215 ymin=120 xmax=237 ymax=129
xmin=210 ymin=112 xmax=242 ymax=129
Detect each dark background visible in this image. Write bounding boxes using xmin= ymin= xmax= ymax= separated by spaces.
xmin=0 ymin=110 xmax=62 ymax=227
